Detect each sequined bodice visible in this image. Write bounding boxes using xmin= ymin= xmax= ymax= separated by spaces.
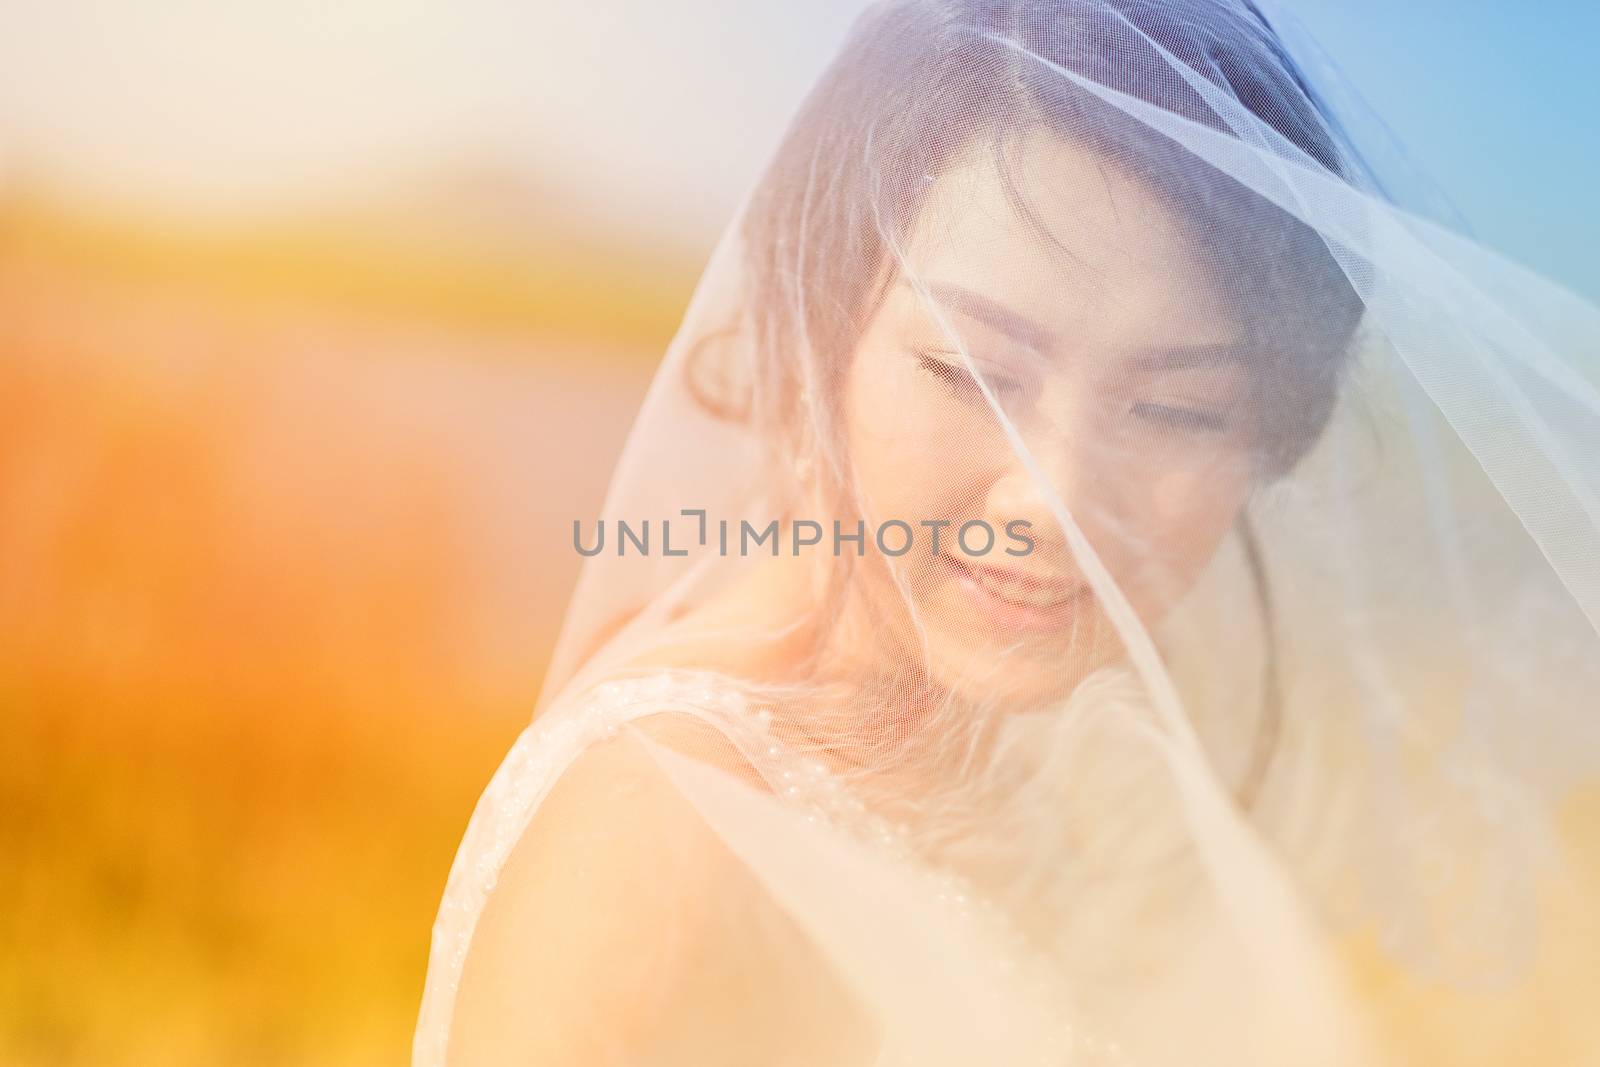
xmin=413 ymin=668 xmax=1122 ymax=1066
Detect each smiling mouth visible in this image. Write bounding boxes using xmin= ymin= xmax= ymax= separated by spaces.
xmin=937 ymin=552 xmax=1087 ymax=632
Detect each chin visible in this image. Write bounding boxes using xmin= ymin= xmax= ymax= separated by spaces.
xmin=907 ymin=589 xmax=1101 ymax=699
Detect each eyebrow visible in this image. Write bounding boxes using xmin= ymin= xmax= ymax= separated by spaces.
xmin=911 ymin=280 xmax=1245 ymax=371
xmin=1125 ymin=343 xmax=1247 ymax=373
xmin=917 ymin=281 xmax=1053 ymax=352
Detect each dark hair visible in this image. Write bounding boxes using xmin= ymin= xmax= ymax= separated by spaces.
xmin=694 ymin=0 xmax=1363 ymax=485
xmin=691 ymin=0 xmax=1366 ymax=804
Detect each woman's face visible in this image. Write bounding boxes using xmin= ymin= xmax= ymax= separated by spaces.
xmin=840 ymin=130 xmax=1260 ymax=706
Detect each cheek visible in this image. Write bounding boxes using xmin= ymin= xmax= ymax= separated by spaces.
xmin=1123 ymin=458 xmax=1251 ymax=603
xmin=845 ymin=348 xmax=996 ymax=520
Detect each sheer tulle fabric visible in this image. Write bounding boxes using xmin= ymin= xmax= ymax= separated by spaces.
xmin=417 ymin=2 xmax=1600 ymax=1063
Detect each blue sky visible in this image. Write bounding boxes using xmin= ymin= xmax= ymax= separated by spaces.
xmin=1288 ymin=0 xmax=1600 ymax=299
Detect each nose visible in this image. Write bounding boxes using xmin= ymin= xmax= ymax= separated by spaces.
xmin=983 ymin=415 xmax=1118 ymax=575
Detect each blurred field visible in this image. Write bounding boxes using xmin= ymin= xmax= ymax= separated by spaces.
xmin=0 ymin=186 xmax=685 ymax=1065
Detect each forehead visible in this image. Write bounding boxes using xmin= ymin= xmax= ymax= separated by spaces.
xmin=896 ymin=129 xmax=1244 ymax=353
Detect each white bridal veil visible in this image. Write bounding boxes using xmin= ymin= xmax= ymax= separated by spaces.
xmin=418 ymin=1 xmax=1600 ymax=1063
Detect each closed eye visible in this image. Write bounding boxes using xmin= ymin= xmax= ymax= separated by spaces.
xmin=916 ymin=351 xmax=1026 ymax=405
xmin=1131 ymin=400 xmax=1231 ymax=434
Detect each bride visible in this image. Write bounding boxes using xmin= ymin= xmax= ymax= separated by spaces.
xmin=417 ymin=1 xmax=1600 ymax=1064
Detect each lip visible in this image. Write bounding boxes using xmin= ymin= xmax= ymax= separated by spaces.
xmin=936 ymin=552 xmax=1088 ymax=634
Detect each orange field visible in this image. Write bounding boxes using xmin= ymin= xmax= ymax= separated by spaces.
xmin=0 ymin=191 xmax=675 ymax=1065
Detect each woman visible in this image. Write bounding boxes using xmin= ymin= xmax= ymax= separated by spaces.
xmin=418 ymin=2 xmax=1600 ymax=1063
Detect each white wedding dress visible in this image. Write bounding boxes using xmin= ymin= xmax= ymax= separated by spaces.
xmin=415 ymin=661 xmax=1387 ymax=1066
xmin=414 ymin=666 xmax=1133 ymax=1065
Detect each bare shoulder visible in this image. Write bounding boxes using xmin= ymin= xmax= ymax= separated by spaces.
xmin=447 ymin=712 xmax=875 ymax=1067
